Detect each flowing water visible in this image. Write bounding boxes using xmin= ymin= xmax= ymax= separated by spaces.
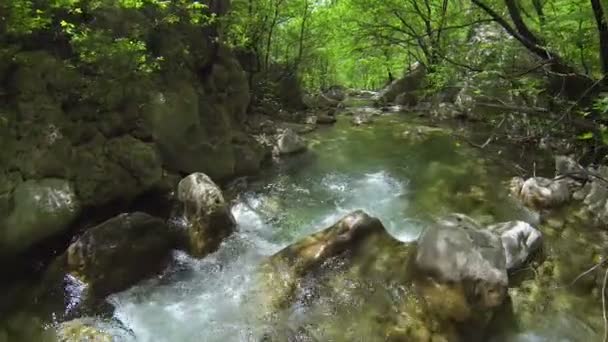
xmin=1 ymin=107 xmax=605 ymax=341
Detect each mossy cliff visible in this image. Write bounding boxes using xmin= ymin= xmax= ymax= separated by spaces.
xmin=0 ymin=0 xmax=265 ymax=259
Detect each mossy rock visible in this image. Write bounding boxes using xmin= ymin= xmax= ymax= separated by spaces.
xmin=1 ymin=178 xmax=81 ymax=256
xmin=64 ymin=212 xmax=177 ymax=299
xmin=56 ymin=319 xmax=113 ymax=342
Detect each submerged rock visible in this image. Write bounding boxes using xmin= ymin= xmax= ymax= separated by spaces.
xmin=176 ymin=173 xmax=236 ymax=257
xmin=64 ymin=212 xmax=176 ymax=299
xmin=1 ymin=178 xmax=81 ymax=256
xmin=275 ymin=128 xmax=307 ymax=155
xmin=488 ymin=220 xmax=542 ymax=270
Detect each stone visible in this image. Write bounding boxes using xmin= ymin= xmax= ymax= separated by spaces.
xmin=316 ymin=115 xmax=337 ymax=125
xmin=415 ymin=214 xmax=508 ymax=312
xmin=56 ymin=319 xmax=115 ymax=342
xmin=323 ymin=85 xmax=346 ymax=102
xmin=176 ymin=173 xmax=236 ymax=257
xmin=555 ymin=155 xmax=585 ymax=178
xmin=275 ymin=129 xmax=307 ymax=155
xmin=352 ymin=114 xmax=373 ymax=126
xmin=488 ymin=220 xmax=543 ymax=270
xmin=510 ymin=177 xmax=571 ymax=210
xmin=64 ymin=212 xmax=177 ymax=298
xmin=376 ymin=63 xmax=427 ymax=104
xmin=395 ymin=92 xmax=418 ymax=107
xmin=431 ymin=102 xmax=462 ymax=120
xmin=259 ymin=210 xmax=401 ymax=309
xmin=1 ymin=178 xmax=81 ymax=256
xmin=258 ymin=211 xmax=507 ymax=341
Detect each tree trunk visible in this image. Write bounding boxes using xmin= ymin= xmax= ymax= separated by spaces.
xmin=295 ymin=0 xmax=310 ymax=70
xmin=591 ymin=0 xmax=608 ymax=75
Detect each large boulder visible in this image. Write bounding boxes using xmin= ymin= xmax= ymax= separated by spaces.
xmin=63 ymin=212 xmax=177 ymax=299
xmin=488 ymin=220 xmax=542 ymax=270
xmin=275 ymin=129 xmax=307 ymax=155
xmin=258 ymin=211 xmax=509 ymax=341
xmin=1 ymin=178 xmax=81 ymax=256
xmin=376 ymin=63 xmax=427 ymax=104
xmin=176 ymin=173 xmax=236 ymax=257
xmin=415 ymin=214 xmax=508 ymax=317
xmin=258 ymin=210 xmax=402 ymax=310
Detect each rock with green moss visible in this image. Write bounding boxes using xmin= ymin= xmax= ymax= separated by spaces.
xmin=176 ymin=173 xmax=236 ymax=257
xmin=1 ymin=178 xmax=81 ymax=256
xmin=63 ymin=212 xmax=177 ymax=299
xmin=257 ymin=211 xmax=508 ymax=341
xmin=72 ymin=135 xmax=163 ymax=206
xmin=56 ymin=319 xmax=113 ymax=342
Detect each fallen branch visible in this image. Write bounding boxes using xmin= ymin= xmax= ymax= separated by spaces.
xmin=567 ymin=258 xmax=607 ymax=287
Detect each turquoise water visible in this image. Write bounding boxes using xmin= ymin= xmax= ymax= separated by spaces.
xmin=1 ymin=108 xmax=604 ymax=341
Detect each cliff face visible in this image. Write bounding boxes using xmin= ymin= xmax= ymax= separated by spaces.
xmin=0 ymin=0 xmax=265 ymax=258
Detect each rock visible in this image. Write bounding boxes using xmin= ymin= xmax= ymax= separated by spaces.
xmin=415 ymin=214 xmax=508 ymax=313
xmin=64 ymin=212 xmax=176 ymax=299
xmin=488 ymin=220 xmax=543 ymax=270
xmin=401 ymin=125 xmax=447 ymax=142
xmin=304 ymin=116 xmax=317 ymax=125
xmin=275 ymin=129 xmax=307 ymax=154
xmin=323 ymin=85 xmax=346 ymax=102
xmin=351 ymin=114 xmax=373 ymax=126
xmin=555 ymin=155 xmax=585 ymax=178
xmin=510 ymin=176 xmax=571 ymax=210
xmin=259 ymin=210 xmax=401 ymax=309
xmin=258 ymin=211 xmax=508 ymax=341
xmin=395 ymin=92 xmax=418 ymax=107
xmin=176 ymin=173 xmax=236 ymax=257
xmin=1 ymin=178 xmax=81 ymax=256
xmin=56 ymin=319 xmax=112 ymax=342
xmin=430 ymin=102 xmax=462 ymax=120
xmin=316 ymin=115 xmax=337 ymax=125
xmin=303 ymin=93 xmax=341 ymax=109
xmin=376 ymin=63 xmax=427 ymax=104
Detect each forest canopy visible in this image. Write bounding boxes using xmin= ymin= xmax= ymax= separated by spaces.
xmin=1 ymin=0 xmax=607 ymax=91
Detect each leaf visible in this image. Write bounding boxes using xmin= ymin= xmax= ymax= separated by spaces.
xmin=577 ymin=132 xmax=594 ymax=140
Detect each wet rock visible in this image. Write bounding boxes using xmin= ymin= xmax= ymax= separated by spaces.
xmin=176 ymin=173 xmax=236 ymax=257
xmin=510 ymin=177 xmax=571 ymax=210
xmin=488 ymin=220 xmax=542 ymax=270
xmin=416 ymin=214 xmax=508 ymax=313
xmin=259 ymin=211 xmax=509 ymax=340
xmin=56 ymin=319 xmax=112 ymax=342
xmin=1 ymin=178 xmax=81 ymax=256
xmin=64 ymin=212 xmax=176 ymax=298
xmin=259 ymin=210 xmax=400 ymax=309
xmin=275 ymin=129 xmax=307 ymax=154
